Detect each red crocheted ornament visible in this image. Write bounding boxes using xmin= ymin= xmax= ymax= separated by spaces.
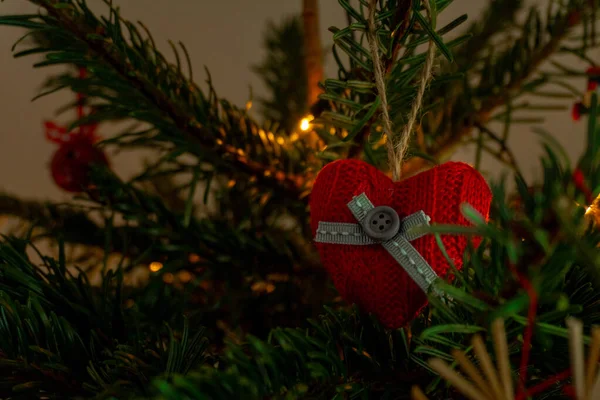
xmin=310 ymin=159 xmax=492 ymax=329
xmin=49 ymin=133 xmax=108 ymax=193
xmin=44 ymin=68 xmax=109 ymax=193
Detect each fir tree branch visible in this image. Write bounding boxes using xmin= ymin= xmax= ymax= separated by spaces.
xmin=387 ymin=0 xmax=413 ymax=72
xmin=320 ymin=1 xmax=469 ymax=171
xmin=151 ymin=104 xmax=600 ymax=400
xmin=347 ymin=119 xmax=375 ymax=159
xmin=0 ymin=193 xmax=152 ymax=255
xmin=0 ymin=193 xmax=104 ymax=245
xmin=401 ymin=2 xmax=592 ymax=178
xmin=1 ymin=2 xmax=600 ymax=398
xmin=346 ymin=2 xmax=413 ymax=161
xmin=455 ymin=0 xmax=523 ymax=62
xmin=26 ymin=0 xmax=306 ymax=200
xmin=0 ymin=240 xmax=208 ymax=398
xmin=474 ymin=122 xmax=522 ymax=175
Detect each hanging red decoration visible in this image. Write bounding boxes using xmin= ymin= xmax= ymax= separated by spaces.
xmin=310 ymin=159 xmax=492 ymax=329
xmin=572 ymin=102 xmax=589 ymax=122
xmin=586 ymin=66 xmax=600 ymax=91
xmin=570 ymin=66 xmax=598 ymax=122
xmin=45 ymin=68 xmax=109 ymax=192
xmin=572 ymin=168 xmax=593 ymax=205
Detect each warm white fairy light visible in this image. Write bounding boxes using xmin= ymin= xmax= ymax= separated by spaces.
xmin=300 ymin=115 xmax=314 ymax=131
xmin=149 ymin=261 xmax=163 ymax=272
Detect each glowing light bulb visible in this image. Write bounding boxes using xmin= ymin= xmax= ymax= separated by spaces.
xmin=149 ymin=262 xmax=163 ymax=272
xmin=300 ymin=115 xmax=314 ymax=132
xmin=300 ymin=119 xmax=310 ymax=131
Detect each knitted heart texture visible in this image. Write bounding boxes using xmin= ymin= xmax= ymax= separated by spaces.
xmin=310 ymin=159 xmax=492 ymax=329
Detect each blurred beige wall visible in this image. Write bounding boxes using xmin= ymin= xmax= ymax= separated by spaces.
xmin=0 ymin=0 xmax=589 ymax=202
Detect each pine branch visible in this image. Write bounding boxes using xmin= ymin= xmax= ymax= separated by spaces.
xmin=401 ymin=1 xmax=593 ymax=178
xmin=387 ymin=0 xmax=413 ymax=72
xmin=150 ymin=102 xmax=600 ymax=400
xmin=0 ymin=192 xmax=154 ymax=255
xmin=328 ymin=1 xmax=415 ymax=163
xmin=151 ymin=306 xmax=416 ymax=400
xmin=0 ymin=236 xmax=209 ymax=398
xmin=346 ymin=2 xmax=413 ymax=160
xmin=474 ymin=122 xmax=522 ymax=174
xmin=22 ymin=0 xmax=307 ymax=201
xmin=455 ymin=0 xmax=523 ymax=62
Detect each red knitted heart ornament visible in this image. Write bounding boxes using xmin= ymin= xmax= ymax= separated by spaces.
xmin=310 ymin=159 xmax=492 ymax=329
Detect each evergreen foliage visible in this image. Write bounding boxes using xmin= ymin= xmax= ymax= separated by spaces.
xmin=0 ymin=0 xmax=598 ymax=398
xmin=252 ymin=17 xmax=308 ymax=133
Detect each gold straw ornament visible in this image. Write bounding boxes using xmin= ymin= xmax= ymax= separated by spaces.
xmin=566 ymin=318 xmax=600 ymax=400
xmin=412 ymin=318 xmax=600 ymax=400
xmin=412 ymin=319 xmax=513 ymax=400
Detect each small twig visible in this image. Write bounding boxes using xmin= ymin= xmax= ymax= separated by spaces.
xmin=415 ymin=125 xmax=426 ymax=151
xmin=474 ymin=122 xmax=522 ymax=176
xmin=400 ymin=6 xmax=583 ymax=179
xmin=0 ymin=193 xmax=150 ymax=254
xmin=386 ymin=0 xmax=413 ymax=74
xmin=348 ymin=120 xmax=375 ymax=159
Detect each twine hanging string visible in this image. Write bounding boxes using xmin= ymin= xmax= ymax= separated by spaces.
xmin=366 ymin=0 xmax=397 ymax=178
xmin=367 ymin=0 xmax=436 ymax=181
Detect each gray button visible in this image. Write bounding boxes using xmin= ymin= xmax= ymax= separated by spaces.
xmin=363 ymin=206 xmax=400 ymax=240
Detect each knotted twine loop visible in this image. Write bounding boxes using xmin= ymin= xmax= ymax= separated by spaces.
xmin=367 ymin=0 xmax=436 ymax=181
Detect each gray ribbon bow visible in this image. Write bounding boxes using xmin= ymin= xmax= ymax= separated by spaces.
xmin=315 ymin=193 xmax=439 ymax=293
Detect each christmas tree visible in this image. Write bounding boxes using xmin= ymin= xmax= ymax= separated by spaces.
xmin=0 ymin=0 xmax=599 ymax=398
